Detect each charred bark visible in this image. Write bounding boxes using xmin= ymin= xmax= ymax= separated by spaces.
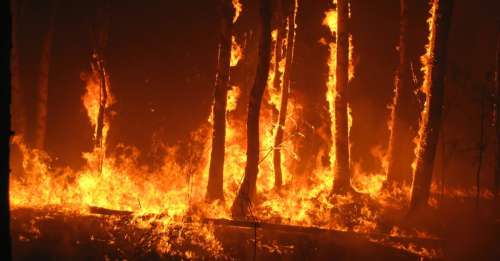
xmin=409 ymin=0 xmax=454 ymax=212
xmin=385 ymin=0 xmax=413 ymax=186
xmin=1 ymin=0 xmax=12 ymax=258
xmin=11 ymin=0 xmax=25 ymax=137
xmin=273 ymin=0 xmax=296 ymax=190
xmin=231 ymin=0 xmax=273 ymax=218
xmin=34 ymin=1 xmax=57 ymax=150
xmin=206 ymin=0 xmax=235 ymax=202
xmin=332 ymin=0 xmax=351 ymax=195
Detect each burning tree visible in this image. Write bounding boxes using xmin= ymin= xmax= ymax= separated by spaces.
xmin=385 ymin=0 xmax=413 ymax=187
xmin=273 ymin=0 xmax=297 ymax=190
xmin=409 ymin=0 xmax=454 ymax=213
xmin=231 ymin=0 xmax=273 ymax=218
xmin=206 ymin=0 xmax=236 ymax=202
xmin=331 ymin=0 xmax=352 ymax=195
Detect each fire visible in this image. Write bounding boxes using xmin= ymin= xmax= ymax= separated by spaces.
xmin=412 ymin=1 xmax=437 ymax=172
xmin=9 ymin=0 xmax=444 ymax=258
xmin=230 ymin=36 xmax=242 ymax=67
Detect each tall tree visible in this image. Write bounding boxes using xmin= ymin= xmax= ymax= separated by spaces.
xmin=1 ymin=0 xmax=12 ymax=259
xmin=409 ymin=0 xmax=454 ymax=212
xmin=495 ymin=19 xmax=500 ymax=198
xmin=206 ymin=0 xmax=235 ymax=202
xmin=273 ymin=0 xmax=296 ymax=190
xmin=231 ymin=0 xmax=273 ymax=218
xmin=91 ymin=6 xmax=110 ymax=152
xmin=385 ymin=0 xmax=413 ymax=186
xmin=332 ymin=0 xmax=351 ymax=194
xmin=34 ymin=1 xmax=58 ymax=150
xmin=11 ymin=0 xmax=25 ymax=137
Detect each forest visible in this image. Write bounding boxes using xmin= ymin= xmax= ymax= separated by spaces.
xmin=2 ymin=0 xmax=500 ymax=260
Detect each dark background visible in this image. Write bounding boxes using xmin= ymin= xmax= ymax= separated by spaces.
xmin=13 ymin=0 xmax=500 ymax=190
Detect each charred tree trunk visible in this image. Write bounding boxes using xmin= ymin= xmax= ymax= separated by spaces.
xmin=409 ymin=0 xmax=453 ymax=212
xmin=206 ymin=0 xmax=235 ymax=202
xmin=93 ymin=55 xmax=108 ymax=149
xmin=385 ymin=0 xmax=412 ymax=186
xmin=273 ymin=0 xmax=296 ymax=190
xmin=332 ymin=0 xmax=351 ymax=194
xmin=11 ymin=0 xmax=25 ymax=137
xmin=231 ymin=0 xmax=273 ymax=218
xmin=34 ymin=1 xmax=57 ymax=150
xmin=495 ymin=20 xmax=500 ymax=198
xmin=1 ymin=0 xmax=12 ymax=258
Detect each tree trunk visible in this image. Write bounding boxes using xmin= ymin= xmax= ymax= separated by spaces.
xmin=93 ymin=54 xmax=108 ymax=150
xmin=34 ymin=2 xmax=57 ymax=150
xmin=385 ymin=0 xmax=412 ymax=186
xmin=332 ymin=0 xmax=351 ymax=194
xmin=231 ymin=0 xmax=273 ymax=218
xmin=1 ymin=0 xmax=12 ymax=258
xmin=495 ymin=20 xmax=500 ymax=198
xmin=273 ymin=0 xmax=296 ymax=190
xmin=409 ymin=0 xmax=453 ymax=212
xmin=11 ymin=0 xmax=25 ymax=137
xmin=206 ymin=0 xmax=235 ymax=202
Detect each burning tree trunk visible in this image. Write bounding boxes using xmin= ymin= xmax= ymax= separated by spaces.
xmin=231 ymin=0 xmax=273 ymax=218
xmin=409 ymin=0 xmax=454 ymax=212
xmin=11 ymin=0 xmax=26 ymax=137
xmin=34 ymin=1 xmax=57 ymax=150
xmin=206 ymin=0 xmax=235 ymax=202
xmin=273 ymin=0 xmax=296 ymax=190
xmin=332 ymin=0 xmax=351 ymax=194
xmin=385 ymin=0 xmax=412 ymax=186
xmin=1 ymin=0 xmax=12 ymax=258
xmin=495 ymin=20 xmax=500 ymax=198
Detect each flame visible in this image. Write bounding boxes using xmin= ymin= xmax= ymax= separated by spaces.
xmin=412 ymin=0 xmax=437 ymax=173
xmin=323 ymin=8 xmax=338 ymax=168
xmin=232 ymin=0 xmax=242 ymax=23
xmin=230 ymin=36 xmax=242 ymax=67
xmin=9 ymin=1 xmax=439 ymax=258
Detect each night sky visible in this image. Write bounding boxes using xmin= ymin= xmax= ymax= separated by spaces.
xmin=13 ymin=0 xmax=500 ymax=189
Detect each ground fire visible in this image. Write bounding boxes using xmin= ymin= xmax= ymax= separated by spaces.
xmin=2 ymin=0 xmax=500 ymax=260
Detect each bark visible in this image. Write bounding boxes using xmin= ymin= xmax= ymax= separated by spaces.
xmin=11 ymin=0 xmax=25 ymax=137
xmin=34 ymin=1 xmax=57 ymax=150
xmin=231 ymin=0 xmax=273 ymax=218
xmin=273 ymin=0 xmax=296 ymax=190
xmin=206 ymin=0 xmax=235 ymax=202
xmin=332 ymin=0 xmax=351 ymax=194
xmin=1 ymin=0 xmax=12 ymax=258
xmin=385 ymin=0 xmax=413 ymax=186
xmin=409 ymin=0 xmax=453 ymax=212
xmin=495 ymin=20 xmax=500 ymax=198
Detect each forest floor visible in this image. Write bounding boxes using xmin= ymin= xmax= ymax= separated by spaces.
xmin=10 ymin=197 xmax=500 ymax=260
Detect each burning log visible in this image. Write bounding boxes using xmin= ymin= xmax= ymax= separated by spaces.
xmin=385 ymin=0 xmax=413 ymax=187
xmin=34 ymin=0 xmax=58 ymax=150
xmin=2 ymin=0 xmax=12 ymax=258
xmin=332 ymin=0 xmax=352 ymax=195
xmin=231 ymin=0 xmax=273 ymax=218
xmin=273 ymin=0 xmax=297 ymax=190
xmin=206 ymin=0 xmax=236 ymax=202
xmin=409 ymin=0 xmax=454 ymax=213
